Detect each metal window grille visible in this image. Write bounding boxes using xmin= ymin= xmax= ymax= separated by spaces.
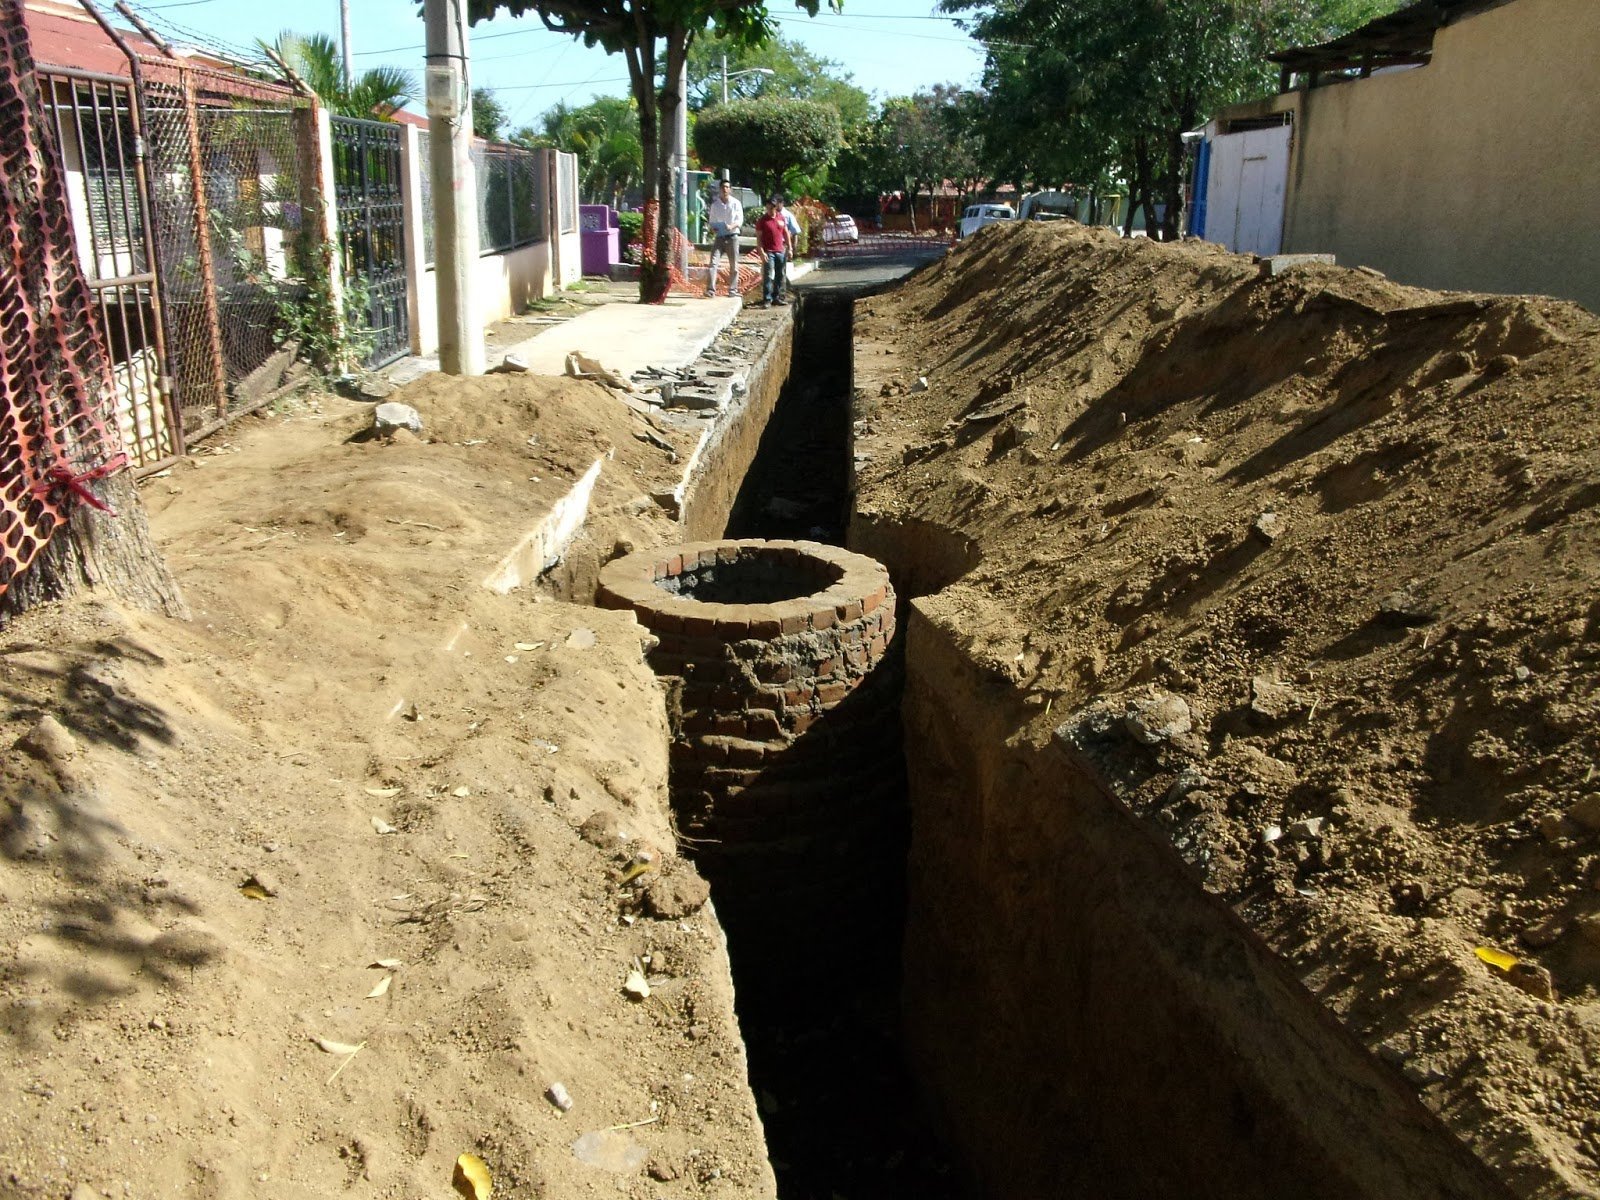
xmin=418 ymin=138 xmax=545 ymax=264
xmin=476 ymin=144 xmax=547 ymax=256
xmin=40 ymin=70 xmax=176 ymax=468
xmin=557 ymin=151 xmax=578 ymax=234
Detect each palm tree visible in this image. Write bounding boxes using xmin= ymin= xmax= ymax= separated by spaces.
xmin=530 ymin=97 xmax=643 ymax=207
xmin=259 ymin=31 xmax=415 ymax=120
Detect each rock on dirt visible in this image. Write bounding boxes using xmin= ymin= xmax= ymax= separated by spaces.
xmin=1123 ymin=691 xmax=1193 ymax=746
xmin=642 ymin=862 xmax=712 ymax=919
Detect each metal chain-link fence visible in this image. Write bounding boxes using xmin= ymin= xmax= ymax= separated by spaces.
xmin=136 ymin=59 xmax=312 ymax=439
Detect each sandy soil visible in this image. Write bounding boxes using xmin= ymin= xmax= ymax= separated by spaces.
xmin=0 ymin=373 xmax=774 ymax=1199
xmin=853 ymin=222 xmax=1600 ymax=1199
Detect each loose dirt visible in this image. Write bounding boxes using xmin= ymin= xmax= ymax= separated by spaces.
xmin=853 ymin=222 xmax=1600 ymax=1199
xmin=0 ymin=373 xmax=775 ymax=1199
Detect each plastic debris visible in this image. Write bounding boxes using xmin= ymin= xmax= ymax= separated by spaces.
xmin=453 ymin=1152 xmax=492 ymax=1199
xmin=1474 ymin=946 xmax=1518 ymax=972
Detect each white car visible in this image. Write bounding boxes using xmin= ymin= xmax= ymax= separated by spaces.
xmin=822 ymin=215 xmax=860 ymax=244
xmin=957 ymin=203 xmax=1015 ymax=239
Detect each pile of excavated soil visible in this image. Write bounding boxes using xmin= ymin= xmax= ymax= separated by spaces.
xmin=853 ymin=222 xmax=1600 ymax=1198
xmin=0 ymin=374 xmax=775 ymax=1199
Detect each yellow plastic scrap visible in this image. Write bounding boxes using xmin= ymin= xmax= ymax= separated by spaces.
xmin=453 ymin=1153 xmax=492 ymax=1200
xmin=1475 ymin=946 xmax=1519 ymax=973
xmin=618 ymin=860 xmax=653 ymax=886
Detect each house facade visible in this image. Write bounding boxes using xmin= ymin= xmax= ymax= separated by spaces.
xmin=1194 ymin=0 xmax=1600 ymax=314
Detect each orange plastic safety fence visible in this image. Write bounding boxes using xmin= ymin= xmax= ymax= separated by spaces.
xmin=0 ymin=0 xmax=127 ymax=599
xmin=639 ymin=201 xmax=761 ymax=299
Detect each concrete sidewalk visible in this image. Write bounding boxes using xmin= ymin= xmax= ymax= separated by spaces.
xmin=389 ymin=263 xmax=819 ymax=387
xmin=499 ymin=295 xmax=742 ymax=379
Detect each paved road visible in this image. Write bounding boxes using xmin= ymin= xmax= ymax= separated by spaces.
xmin=794 ymin=249 xmax=946 ymax=294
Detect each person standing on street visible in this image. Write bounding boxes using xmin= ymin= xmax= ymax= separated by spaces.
xmin=777 ymin=196 xmax=802 ymax=301
xmin=756 ymin=199 xmax=789 ymax=307
xmin=706 ymin=180 xmax=743 ymax=298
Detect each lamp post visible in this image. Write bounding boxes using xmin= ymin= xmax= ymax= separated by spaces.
xmin=718 ymin=55 xmax=775 ymax=183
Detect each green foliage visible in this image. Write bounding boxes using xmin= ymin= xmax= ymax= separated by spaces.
xmin=686 ymin=31 xmax=869 ymax=127
xmin=473 ymin=87 xmax=508 ymax=141
xmin=518 ymin=96 xmax=644 ymax=205
xmin=617 ymin=208 xmax=645 ymax=246
xmin=259 ymin=31 xmax=416 ymax=119
xmin=942 ymin=0 xmax=1400 ymax=236
xmin=273 ymin=258 xmax=372 ymax=374
xmin=692 ymin=97 xmax=842 ymax=196
xmin=465 ymin=0 xmax=833 ymax=302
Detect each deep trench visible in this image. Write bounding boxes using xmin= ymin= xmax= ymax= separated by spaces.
xmin=708 ymin=290 xmax=970 ymax=1200
xmin=661 ymin=276 xmax=1506 ymax=1200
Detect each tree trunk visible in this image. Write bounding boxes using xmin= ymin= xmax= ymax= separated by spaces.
xmin=641 ymin=28 xmax=688 ymax=304
xmin=0 ymin=0 xmax=185 ymax=628
xmin=1162 ymin=127 xmax=1186 ymax=240
xmin=1 ymin=474 xmax=188 ymax=625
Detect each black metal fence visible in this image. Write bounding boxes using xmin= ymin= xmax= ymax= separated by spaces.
xmin=331 ymin=114 xmax=408 ymax=368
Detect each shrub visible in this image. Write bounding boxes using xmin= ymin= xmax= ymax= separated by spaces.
xmin=693 ymin=99 xmax=843 ymax=198
xmin=617 ymin=209 xmax=645 ymax=252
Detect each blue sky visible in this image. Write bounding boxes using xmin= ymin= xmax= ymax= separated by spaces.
xmin=123 ymin=0 xmax=989 ymax=134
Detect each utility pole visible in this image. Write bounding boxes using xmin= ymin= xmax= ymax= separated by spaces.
xmin=720 ymin=54 xmax=729 ymax=184
xmin=424 ymin=0 xmax=485 ymax=375
xmin=338 ymin=0 xmax=353 ymax=91
xmin=673 ymin=57 xmax=689 ymax=274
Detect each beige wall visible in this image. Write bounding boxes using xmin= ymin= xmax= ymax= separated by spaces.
xmin=1278 ymin=0 xmax=1600 ymax=314
xmin=398 ymin=126 xmax=571 ymax=358
xmin=411 ymin=244 xmax=551 ymax=358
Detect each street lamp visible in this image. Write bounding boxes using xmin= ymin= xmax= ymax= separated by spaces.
xmin=719 ymin=56 xmax=775 ymax=183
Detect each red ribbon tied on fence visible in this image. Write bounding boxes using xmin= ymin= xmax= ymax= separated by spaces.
xmin=31 ymin=453 xmax=130 ymax=516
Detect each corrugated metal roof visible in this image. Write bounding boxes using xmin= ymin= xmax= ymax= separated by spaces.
xmin=1269 ymin=0 xmax=1517 ymax=79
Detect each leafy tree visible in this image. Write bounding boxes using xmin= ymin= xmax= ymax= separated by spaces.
xmin=823 ymin=108 xmax=900 ymax=214
xmin=878 ymin=85 xmax=973 ymax=230
xmin=468 ymin=0 xmax=832 ymax=303
xmin=258 ymin=31 xmax=415 ymax=119
xmin=516 ymin=96 xmax=645 ymax=207
xmin=686 ymin=30 xmax=868 ymax=127
xmin=692 ymin=97 xmax=841 ymax=195
xmin=472 ymin=87 xmax=509 ymax=141
xmin=944 ymin=0 xmax=1399 ymax=238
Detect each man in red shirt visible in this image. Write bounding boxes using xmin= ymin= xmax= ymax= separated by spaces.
xmin=755 ymin=199 xmax=789 ymax=308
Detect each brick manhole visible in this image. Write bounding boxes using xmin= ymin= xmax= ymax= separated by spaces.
xmin=597 ymin=539 xmax=902 ymax=931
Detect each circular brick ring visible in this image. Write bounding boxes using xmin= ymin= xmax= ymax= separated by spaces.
xmin=596 ymin=540 xmax=900 ymax=880
xmin=596 ymin=540 xmax=896 ymax=743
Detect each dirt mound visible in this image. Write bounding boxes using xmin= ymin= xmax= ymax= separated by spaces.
xmin=0 ymin=376 xmax=772 ymax=1199
xmin=854 ymin=222 xmax=1600 ymax=1198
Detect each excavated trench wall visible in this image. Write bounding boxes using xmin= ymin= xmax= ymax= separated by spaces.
xmin=677 ymin=320 xmax=795 ymax=540
xmin=856 ymin=576 xmax=1512 ymax=1200
xmin=609 ymin=275 xmax=1508 ymax=1200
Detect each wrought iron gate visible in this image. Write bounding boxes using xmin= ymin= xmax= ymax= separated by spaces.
xmin=331 ymin=115 xmax=408 ymax=368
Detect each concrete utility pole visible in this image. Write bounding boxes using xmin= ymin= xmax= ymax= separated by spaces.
xmin=424 ymin=0 xmax=485 ymax=376
xmin=338 ymin=0 xmax=353 ymax=91
xmin=673 ymin=57 xmax=689 ymax=273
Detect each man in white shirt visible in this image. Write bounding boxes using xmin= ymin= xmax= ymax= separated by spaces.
xmin=706 ymin=180 xmax=743 ymax=298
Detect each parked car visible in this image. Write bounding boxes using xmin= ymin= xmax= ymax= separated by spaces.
xmin=822 ymin=214 xmax=860 ymax=244
xmin=957 ymin=203 xmax=1015 ymax=239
